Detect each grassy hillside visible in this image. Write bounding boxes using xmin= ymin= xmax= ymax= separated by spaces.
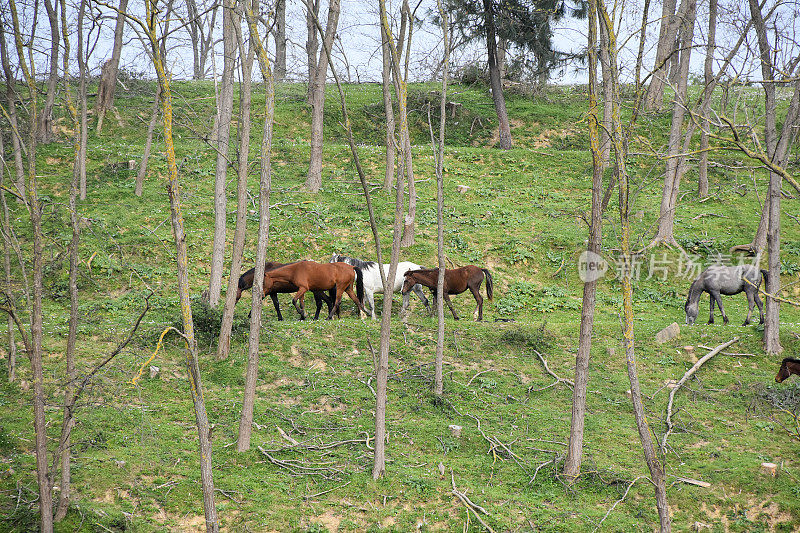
xmin=1 ymin=80 xmax=800 ymax=532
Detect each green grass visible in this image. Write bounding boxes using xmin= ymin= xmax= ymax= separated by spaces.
xmin=1 ymin=80 xmax=800 ymax=532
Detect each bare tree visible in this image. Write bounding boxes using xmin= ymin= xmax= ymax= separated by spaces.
xmin=38 ymin=0 xmax=60 ymax=143
xmin=136 ymin=89 xmax=160 ymax=196
xmin=304 ymin=0 xmax=341 ymax=192
xmin=208 ymin=0 xmax=237 ymax=308
xmin=597 ymin=0 xmax=671 ymax=528
xmin=381 ymin=22 xmax=396 ymax=191
xmin=483 ymin=0 xmax=512 ymax=148
xmin=238 ymin=0 xmax=273 ymax=451
xmin=75 ymin=0 xmax=91 ymax=200
xmin=305 ymin=0 xmax=320 ymax=103
xmin=0 ymin=22 xmax=26 ymax=199
xmin=96 ymin=0 xmax=129 ymax=133
xmin=217 ymin=3 xmax=255 ymax=359
xmin=697 ymin=0 xmax=717 ymax=197
xmin=186 ymin=0 xmax=218 ymax=79
xmin=563 ymin=0 xmax=604 ymax=481
xmin=7 ymin=0 xmax=52 ymax=528
xmin=0 ymin=136 xmax=16 ymax=383
xmin=132 ymin=0 xmax=220 ymax=527
xmin=273 ymin=0 xmax=287 ymax=80
xmin=651 ymin=0 xmax=696 ymax=247
xmin=644 ymin=0 xmax=690 ymax=110
xmin=433 ymin=0 xmax=450 ymax=397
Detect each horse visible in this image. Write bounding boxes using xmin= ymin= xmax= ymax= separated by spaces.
xmin=775 ymin=357 xmax=800 ymax=383
xmin=261 ymin=260 xmax=367 ymax=320
xmin=684 ymin=264 xmax=767 ymax=326
xmin=329 ymin=254 xmax=430 ymax=319
xmin=236 ymin=261 xmax=334 ymax=320
xmin=401 ymin=265 xmax=493 ymax=321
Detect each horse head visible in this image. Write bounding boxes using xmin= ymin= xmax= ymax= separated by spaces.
xmin=684 ymin=295 xmax=698 ymax=325
xmin=401 ymin=271 xmax=417 ymax=294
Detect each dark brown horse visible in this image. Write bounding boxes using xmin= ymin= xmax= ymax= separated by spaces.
xmin=775 ymin=357 xmax=800 ymax=383
xmin=262 ymin=261 xmax=367 ymax=320
xmin=236 ymin=261 xmax=334 ymax=320
xmin=401 ymin=265 xmax=493 ymax=321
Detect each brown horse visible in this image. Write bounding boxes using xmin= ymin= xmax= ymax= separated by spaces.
xmin=401 ymin=265 xmax=493 ymax=321
xmin=775 ymin=357 xmax=800 ymax=383
xmin=262 ymin=261 xmax=367 ymax=320
xmin=236 ymin=261 xmax=334 ymax=320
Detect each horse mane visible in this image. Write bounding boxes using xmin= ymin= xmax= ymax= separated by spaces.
xmin=781 ymin=357 xmax=800 ymax=365
xmin=334 ymin=254 xmax=377 ymax=271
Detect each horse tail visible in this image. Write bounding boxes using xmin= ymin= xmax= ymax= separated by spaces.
xmin=482 ymin=268 xmax=494 ymax=300
xmin=354 ymin=267 xmax=365 ymax=305
xmin=760 ymin=269 xmax=769 ymax=286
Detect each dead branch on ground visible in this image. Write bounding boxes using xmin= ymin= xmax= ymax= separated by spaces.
xmin=529 ymin=349 xmax=574 ymax=392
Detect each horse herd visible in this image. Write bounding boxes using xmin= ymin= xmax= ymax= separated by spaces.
xmin=232 ymin=257 xmax=799 ymax=384
xmin=234 ymin=254 xmax=493 ymax=321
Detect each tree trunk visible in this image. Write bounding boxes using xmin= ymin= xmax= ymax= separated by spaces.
xmin=698 ymin=0 xmax=717 ymax=197
xmin=217 ymin=10 xmax=254 ymax=359
xmin=186 ymin=0 xmax=215 ymax=80
xmin=75 ymin=2 xmax=88 ymax=201
xmin=96 ymin=0 xmax=128 ymax=133
xmin=596 ymin=2 xmax=672 ymax=529
xmin=652 ymin=0 xmax=696 ymax=247
xmin=305 ymin=0 xmax=341 ymax=193
xmin=381 ymin=24 xmax=396 ymax=191
xmin=483 ymin=0 xmax=512 ymax=149
xmin=136 ymin=91 xmax=160 ymax=196
xmin=38 ymin=0 xmax=60 ymax=144
xmin=8 ymin=0 xmax=52 ymax=527
xmin=644 ymin=0 xmax=685 ymax=110
xmin=208 ymin=0 xmax=237 ymax=309
xmin=564 ymin=0 xmax=603 ymax=481
xmin=398 ymin=0 xmax=416 ymax=247
xmin=433 ymin=0 xmax=449 ymax=397
xmin=274 ymin=0 xmax=287 ymax=81
xmin=306 ymin=0 xmax=320 ymax=104
xmin=238 ymin=0 xmax=273 ymax=451
xmin=0 ymin=135 xmax=16 ymax=382
xmin=0 ymin=24 xmax=25 ymax=201
xmin=497 ymin=36 xmax=507 ymax=80
xmin=145 ymin=3 xmax=220 ymax=524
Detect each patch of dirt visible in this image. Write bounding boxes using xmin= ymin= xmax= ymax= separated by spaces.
xmin=309 ymin=395 xmax=344 ymax=413
xmin=257 ymin=377 xmax=305 ymax=392
xmin=175 ymin=514 xmax=206 ymax=532
xmin=312 ymin=509 xmax=342 ymax=532
xmin=309 ymin=358 xmax=327 ymax=372
xmin=745 ymin=498 xmax=795 ymax=529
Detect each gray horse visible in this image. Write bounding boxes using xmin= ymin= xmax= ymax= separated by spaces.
xmin=684 ymin=264 xmax=767 ymax=325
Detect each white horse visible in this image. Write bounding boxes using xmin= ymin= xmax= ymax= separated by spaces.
xmin=330 ymin=254 xmax=430 ymax=319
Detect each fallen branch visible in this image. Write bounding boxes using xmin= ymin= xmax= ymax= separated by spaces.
xmin=661 ymin=337 xmax=739 ymax=451
xmin=257 ymin=446 xmax=343 ymax=479
xmin=592 ymin=476 xmax=647 ymax=533
xmin=451 ymin=470 xmax=495 ymax=533
xmin=302 ymin=480 xmax=352 ymax=500
xmin=529 ymin=350 xmax=574 ymax=392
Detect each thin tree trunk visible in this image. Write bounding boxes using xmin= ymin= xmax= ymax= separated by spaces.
xmin=274 ymin=0 xmax=287 ymax=81
xmin=644 ymin=0 xmax=683 ymax=110
xmin=483 ymin=0 xmax=512 ymax=149
xmin=306 ymin=0 xmax=320 ymax=104
xmin=208 ymin=0 xmax=237 ymax=308
xmin=597 ymin=2 xmax=671 ymax=529
xmin=96 ymin=0 xmax=129 ymax=133
xmin=0 ymin=24 xmax=26 ymax=200
xmin=217 ymin=10 xmax=254 ymax=359
xmin=54 ymin=0 xmax=81 ymax=517
xmin=381 ymin=23 xmax=396 ymax=191
xmin=38 ymin=0 xmax=60 ymax=144
xmin=142 ymin=1 xmax=220 ymax=525
xmin=698 ymin=0 xmax=717 ymax=197
xmin=238 ymin=0 xmax=273 ymax=450
xmin=433 ymin=0 xmax=449 ymax=397
xmin=399 ymin=0 xmax=416 ymax=247
xmin=136 ymin=91 xmax=160 ymax=196
xmin=564 ymin=0 xmax=603 ymax=481
xmin=652 ymin=0 xmax=696 ymax=246
xmin=8 ymin=0 xmax=52 ymax=527
xmin=305 ymin=0 xmax=341 ymax=192
xmin=75 ymin=2 xmax=88 ymax=201
xmin=0 ymin=135 xmax=16 ymax=382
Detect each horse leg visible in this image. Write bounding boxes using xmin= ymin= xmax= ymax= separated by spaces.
xmin=469 ymin=285 xmax=484 ymax=321
xmin=328 ymin=286 xmax=345 ymax=319
xmin=413 ymin=283 xmax=430 ymax=313
xmin=366 ymin=290 xmax=376 ymax=320
xmin=292 ymin=288 xmax=308 ymax=320
xmin=708 ymin=294 xmax=715 ymax=324
xmin=755 ymin=292 xmax=764 ymax=324
xmin=345 ymin=286 xmax=367 ymax=319
xmin=312 ymin=291 xmax=324 ymax=320
xmin=444 ymin=293 xmax=459 ymax=320
xmin=743 ymin=290 xmax=755 ymax=326
xmin=271 ymin=293 xmax=283 ymax=321
xmin=711 ymin=291 xmax=728 ymax=324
